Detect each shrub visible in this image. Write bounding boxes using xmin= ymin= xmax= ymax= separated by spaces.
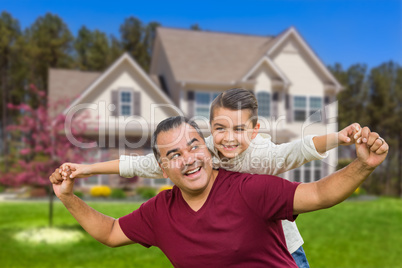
xmin=158 ymin=185 xmax=173 ymax=193
xmin=136 ymin=186 xmax=156 ymax=199
xmin=90 ymin=185 xmax=111 ymax=198
xmin=0 ymin=184 xmax=5 ymax=193
xmin=110 ymin=188 xmax=126 ymax=199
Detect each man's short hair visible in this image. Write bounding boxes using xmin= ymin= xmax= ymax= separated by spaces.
xmin=152 ymin=116 xmax=205 ymax=163
xmin=209 ymin=88 xmax=259 ymax=127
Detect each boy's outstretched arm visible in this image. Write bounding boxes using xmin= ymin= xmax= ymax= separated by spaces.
xmin=313 ymin=123 xmax=361 ymax=154
xmin=61 ymin=154 xmax=164 ymax=180
xmin=61 ymin=160 xmax=120 ymax=179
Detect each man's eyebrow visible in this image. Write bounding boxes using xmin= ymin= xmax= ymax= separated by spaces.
xmin=166 ymin=148 xmax=179 ymax=157
xmin=187 ymin=138 xmax=199 ymax=146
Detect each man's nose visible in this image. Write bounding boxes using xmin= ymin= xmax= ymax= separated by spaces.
xmin=182 ymin=151 xmax=196 ymax=166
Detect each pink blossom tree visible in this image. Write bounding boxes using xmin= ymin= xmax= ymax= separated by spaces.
xmin=1 ymin=84 xmax=95 ymax=226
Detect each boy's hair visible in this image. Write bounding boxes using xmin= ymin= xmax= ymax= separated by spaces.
xmin=152 ymin=116 xmax=205 ymax=163
xmin=209 ymin=88 xmax=259 ymax=127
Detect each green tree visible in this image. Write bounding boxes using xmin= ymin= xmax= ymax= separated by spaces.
xmin=365 ymin=62 xmax=400 ymax=196
xmin=330 ymin=63 xmax=368 ymax=129
xmin=25 ymin=13 xmax=73 ymax=93
xmin=119 ymin=17 xmax=160 ymax=71
xmin=74 ymin=26 xmax=111 ymax=71
xmin=0 ymin=11 xmax=24 ymax=171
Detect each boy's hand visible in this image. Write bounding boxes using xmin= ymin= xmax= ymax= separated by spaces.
xmin=60 ymin=163 xmax=94 ymax=179
xmin=338 ymin=123 xmax=361 ymax=146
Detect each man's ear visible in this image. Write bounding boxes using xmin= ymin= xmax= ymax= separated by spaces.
xmin=251 ymin=123 xmax=260 ymax=139
xmin=158 ymin=162 xmax=169 ymax=178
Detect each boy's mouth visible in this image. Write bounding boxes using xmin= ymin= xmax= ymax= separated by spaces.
xmin=222 ymin=144 xmax=239 ymax=151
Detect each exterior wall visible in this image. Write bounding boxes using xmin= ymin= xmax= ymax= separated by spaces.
xmin=150 ymin=39 xmax=182 ymax=106
xmin=270 ymin=37 xmax=338 ymax=178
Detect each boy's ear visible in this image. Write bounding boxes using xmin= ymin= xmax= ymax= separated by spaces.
xmin=251 ymin=123 xmax=260 ymax=139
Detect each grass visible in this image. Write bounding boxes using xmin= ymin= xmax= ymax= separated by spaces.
xmin=0 ymin=201 xmax=172 ymax=268
xmin=297 ymin=197 xmax=402 ymax=268
xmin=0 ymin=197 xmax=401 ymax=268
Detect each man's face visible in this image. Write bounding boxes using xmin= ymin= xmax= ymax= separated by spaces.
xmin=211 ymin=107 xmax=260 ymax=159
xmin=157 ymin=123 xmax=214 ymax=196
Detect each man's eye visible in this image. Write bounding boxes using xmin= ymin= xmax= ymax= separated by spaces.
xmin=216 ymin=127 xmax=225 ymax=132
xmin=171 ymin=153 xmax=180 ymax=159
xmin=191 ymin=145 xmax=198 ymax=150
xmin=235 ymin=128 xmax=245 ymax=132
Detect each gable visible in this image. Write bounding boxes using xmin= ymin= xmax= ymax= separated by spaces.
xmin=268 ymin=28 xmax=342 ymax=92
xmin=63 ymin=54 xmax=179 ymax=129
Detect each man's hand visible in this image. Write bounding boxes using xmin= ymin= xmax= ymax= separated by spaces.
xmin=338 ymin=123 xmax=361 ymax=146
xmin=355 ymin=127 xmax=388 ymax=169
xmin=60 ymin=163 xmax=93 ymax=179
xmin=49 ymin=168 xmax=76 ymax=198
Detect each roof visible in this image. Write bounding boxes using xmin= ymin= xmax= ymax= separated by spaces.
xmin=156 ymin=27 xmax=278 ymax=84
xmin=48 ymin=68 xmax=101 ymax=115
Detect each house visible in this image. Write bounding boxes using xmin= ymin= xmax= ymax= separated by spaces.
xmin=48 ymin=26 xmax=342 ymax=188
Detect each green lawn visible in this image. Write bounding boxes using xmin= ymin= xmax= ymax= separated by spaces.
xmin=297 ymin=197 xmax=402 ymax=268
xmin=0 ymin=197 xmax=401 ymax=268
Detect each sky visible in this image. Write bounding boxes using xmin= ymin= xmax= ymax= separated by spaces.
xmin=1 ymin=0 xmax=401 ymax=70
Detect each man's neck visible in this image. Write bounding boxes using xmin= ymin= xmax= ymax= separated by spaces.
xmin=181 ymin=169 xmax=219 ymax=212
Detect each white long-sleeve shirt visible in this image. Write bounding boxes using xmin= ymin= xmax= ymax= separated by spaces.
xmin=119 ymin=134 xmax=328 ymax=253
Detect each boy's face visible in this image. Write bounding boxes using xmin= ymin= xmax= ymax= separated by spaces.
xmin=211 ymin=107 xmax=260 ymax=159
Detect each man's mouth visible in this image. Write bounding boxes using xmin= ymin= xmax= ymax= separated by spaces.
xmin=183 ymin=166 xmax=202 ymax=176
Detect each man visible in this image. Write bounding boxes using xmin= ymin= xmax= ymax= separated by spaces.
xmin=50 ymin=116 xmax=388 ymax=267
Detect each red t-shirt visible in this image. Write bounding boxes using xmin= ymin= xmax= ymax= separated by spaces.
xmin=119 ymin=169 xmax=301 ymax=267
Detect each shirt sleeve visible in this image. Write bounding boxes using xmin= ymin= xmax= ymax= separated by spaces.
xmin=118 ymin=198 xmax=158 ymax=248
xmin=119 ymin=154 xmax=164 ymax=179
xmin=239 ymin=174 xmax=301 ymax=221
xmin=243 ymin=134 xmax=328 ymax=176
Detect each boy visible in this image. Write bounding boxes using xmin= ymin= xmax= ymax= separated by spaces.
xmin=61 ymin=88 xmax=359 ymax=267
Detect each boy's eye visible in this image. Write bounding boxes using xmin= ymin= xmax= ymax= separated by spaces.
xmin=215 ymin=127 xmax=225 ymax=132
xmin=235 ymin=128 xmax=245 ymax=132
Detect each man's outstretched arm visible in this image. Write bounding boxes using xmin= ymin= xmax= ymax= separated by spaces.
xmin=293 ymin=127 xmax=388 ymax=214
xmin=49 ymin=169 xmax=134 ymax=247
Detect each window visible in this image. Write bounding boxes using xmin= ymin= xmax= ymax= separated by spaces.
xmin=309 ymin=97 xmax=322 ymax=116
xmin=293 ymin=96 xmax=322 ymax=122
xmin=257 ymin=92 xmax=270 ymax=118
xmin=294 ymin=96 xmax=307 ymax=121
xmin=292 ymin=160 xmax=322 ymax=183
xmin=195 ymin=92 xmax=219 ymax=119
xmin=120 ymin=91 xmax=132 ymax=116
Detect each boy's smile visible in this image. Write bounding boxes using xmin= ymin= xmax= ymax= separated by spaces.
xmin=211 ymin=107 xmax=260 ymax=159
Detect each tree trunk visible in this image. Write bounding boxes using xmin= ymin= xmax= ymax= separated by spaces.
xmin=49 ymin=185 xmax=54 ymax=227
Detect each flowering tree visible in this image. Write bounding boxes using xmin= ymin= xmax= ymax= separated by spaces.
xmin=1 ymin=84 xmax=95 ymax=226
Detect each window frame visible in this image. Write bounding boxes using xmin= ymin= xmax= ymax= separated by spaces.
xmin=256 ymin=91 xmax=271 ymax=118
xmin=119 ymin=90 xmax=133 ymax=116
